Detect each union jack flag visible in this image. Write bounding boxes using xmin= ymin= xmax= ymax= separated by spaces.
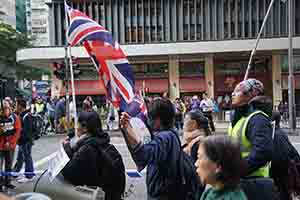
xmin=126 ymin=95 xmax=148 ymax=122
xmin=65 ymin=3 xmax=135 ymax=111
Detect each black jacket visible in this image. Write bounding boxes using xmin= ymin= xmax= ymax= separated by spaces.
xmin=62 ymin=133 xmax=125 ymax=199
xmin=18 ymin=110 xmax=33 ymax=145
xmin=270 ymin=128 xmax=300 ymax=200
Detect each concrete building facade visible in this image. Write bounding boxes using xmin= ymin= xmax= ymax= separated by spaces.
xmin=17 ymin=0 xmax=300 ymax=113
xmin=0 ymin=0 xmax=16 ymax=27
xmin=26 ymin=0 xmax=50 ymax=46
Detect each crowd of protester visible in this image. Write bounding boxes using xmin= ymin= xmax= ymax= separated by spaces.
xmin=0 ymin=78 xmax=299 ymax=200
xmin=58 ymin=79 xmax=299 ymax=200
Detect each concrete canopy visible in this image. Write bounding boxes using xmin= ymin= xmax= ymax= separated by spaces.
xmin=17 ymin=37 xmax=300 ymax=68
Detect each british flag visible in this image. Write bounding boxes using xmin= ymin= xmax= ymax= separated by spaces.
xmin=126 ymin=95 xmax=148 ymax=122
xmin=65 ymin=3 xmax=135 ymax=111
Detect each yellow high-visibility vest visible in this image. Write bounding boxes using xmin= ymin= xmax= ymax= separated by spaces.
xmin=228 ymin=110 xmax=270 ymax=178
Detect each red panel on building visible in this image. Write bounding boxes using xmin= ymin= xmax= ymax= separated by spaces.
xmin=282 ymin=74 xmax=300 ymax=90
xmin=214 ymin=74 xmax=270 ymax=92
xmin=60 ymin=80 xmax=106 ymax=95
xmin=135 ymin=78 xmax=168 ymax=93
xmin=179 ymin=77 xmax=206 ymax=92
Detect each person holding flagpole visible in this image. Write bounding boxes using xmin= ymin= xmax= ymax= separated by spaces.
xmin=228 ymin=79 xmax=277 ymax=199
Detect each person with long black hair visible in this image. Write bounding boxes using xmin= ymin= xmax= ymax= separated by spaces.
xmin=61 ymin=111 xmax=125 ymax=200
xmin=182 ymin=110 xmax=211 ymax=163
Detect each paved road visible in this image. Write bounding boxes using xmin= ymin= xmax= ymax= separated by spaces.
xmin=9 ymin=131 xmax=300 ymax=199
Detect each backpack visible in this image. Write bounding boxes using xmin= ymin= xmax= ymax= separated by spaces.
xmin=167 ymin=131 xmax=204 ymax=200
xmin=212 ymin=101 xmax=219 ymax=113
xmin=270 ymin=128 xmax=300 ymax=198
xmin=90 ymin=143 xmax=126 ymax=196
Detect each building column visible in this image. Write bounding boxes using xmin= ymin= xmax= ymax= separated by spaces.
xmin=272 ymin=53 xmax=283 ymax=108
xmin=205 ymin=54 xmax=215 ymax=98
xmin=168 ymin=56 xmax=180 ymax=100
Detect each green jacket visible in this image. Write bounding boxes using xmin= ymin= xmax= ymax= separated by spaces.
xmin=200 ymin=187 xmax=247 ymax=200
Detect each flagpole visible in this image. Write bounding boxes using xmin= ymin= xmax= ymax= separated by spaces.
xmin=244 ymin=0 xmax=275 ymax=80
xmin=64 ymin=0 xmax=78 ymax=136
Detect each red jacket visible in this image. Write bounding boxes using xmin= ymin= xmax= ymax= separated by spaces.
xmin=0 ymin=114 xmax=21 ymax=151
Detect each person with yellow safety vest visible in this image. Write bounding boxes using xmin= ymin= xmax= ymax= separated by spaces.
xmin=228 ymin=79 xmax=276 ymax=199
xmin=34 ymin=97 xmax=45 ymax=115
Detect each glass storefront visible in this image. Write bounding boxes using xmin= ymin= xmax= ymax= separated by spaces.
xmin=281 ymin=55 xmax=300 ymax=116
xmin=179 ymin=61 xmax=206 ymax=96
xmin=281 ymin=55 xmax=300 ymax=73
xmin=132 ymin=62 xmax=168 ymax=95
xmin=179 ymin=61 xmax=205 ymax=76
xmin=132 ymin=63 xmax=168 ymax=78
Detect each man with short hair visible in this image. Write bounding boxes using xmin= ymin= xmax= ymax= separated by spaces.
xmin=121 ymin=98 xmax=195 ymax=199
xmin=14 ymin=99 xmax=35 ymax=183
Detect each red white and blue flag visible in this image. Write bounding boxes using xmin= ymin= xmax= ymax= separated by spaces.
xmin=65 ymin=3 xmax=136 ymax=111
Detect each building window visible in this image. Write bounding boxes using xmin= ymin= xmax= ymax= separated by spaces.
xmin=32 ymin=27 xmax=47 ymax=34
xmin=133 ymin=63 xmax=168 ymax=77
xmin=216 ymin=58 xmax=269 ymax=75
xmin=180 ymin=62 xmax=205 ymax=76
xmin=216 ymin=62 xmax=246 ymax=75
xmin=281 ymin=55 xmax=300 ymax=73
xmin=146 ymin=63 xmax=168 ymax=74
xmin=296 ymin=0 xmax=300 ymax=35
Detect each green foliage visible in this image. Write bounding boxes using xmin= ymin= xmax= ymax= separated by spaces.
xmin=0 ymin=23 xmax=31 ymax=65
xmin=0 ymin=23 xmax=49 ymax=79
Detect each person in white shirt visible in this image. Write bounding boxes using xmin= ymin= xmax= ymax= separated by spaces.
xmin=106 ymin=103 xmax=115 ymax=131
xmin=200 ymin=92 xmax=215 ymax=132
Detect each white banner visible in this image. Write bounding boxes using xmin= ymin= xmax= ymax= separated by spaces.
xmin=48 ymin=145 xmax=70 ymax=182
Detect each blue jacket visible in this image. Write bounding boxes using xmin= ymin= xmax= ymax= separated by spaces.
xmin=132 ymin=129 xmax=181 ymax=199
xmin=244 ymin=113 xmax=273 ymax=175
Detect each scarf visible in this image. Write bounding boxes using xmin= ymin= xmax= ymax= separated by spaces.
xmin=183 ymin=129 xmax=204 ymax=155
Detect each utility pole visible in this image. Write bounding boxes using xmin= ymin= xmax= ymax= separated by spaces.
xmin=288 ymin=0 xmax=296 ymax=130
xmin=64 ymin=46 xmax=70 ymax=130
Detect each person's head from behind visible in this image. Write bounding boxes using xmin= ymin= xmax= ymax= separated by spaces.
xmin=83 ymin=99 xmax=92 ymax=111
xmin=183 ymin=110 xmax=211 ymax=136
xmin=195 ymin=135 xmax=243 ymax=189
xmin=232 ymin=78 xmax=264 ymax=108
xmin=148 ymin=98 xmax=175 ymax=132
xmin=77 ymin=111 xmax=103 ymax=137
xmin=16 ymin=99 xmax=27 ymax=114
